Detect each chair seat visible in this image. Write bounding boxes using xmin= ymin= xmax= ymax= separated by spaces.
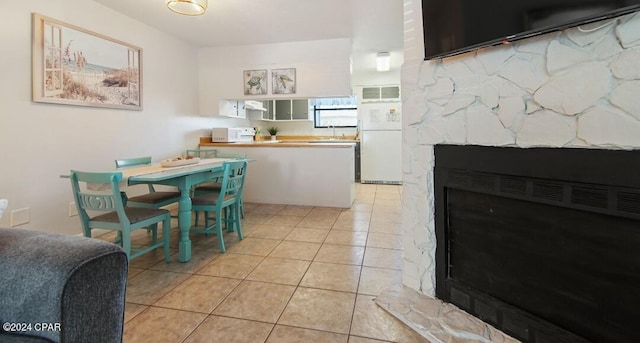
xmin=195 ymin=182 xmax=222 ymax=192
xmin=127 ymin=191 xmax=180 ymax=204
xmin=92 ymin=207 xmax=169 ymax=224
xmin=192 ymin=192 xmax=235 ymax=206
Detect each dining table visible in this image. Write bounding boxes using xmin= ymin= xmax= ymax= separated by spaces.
xmin=118 ymin=157 xmax=232 ymax=262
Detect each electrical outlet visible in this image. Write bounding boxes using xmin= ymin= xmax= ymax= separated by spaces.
xmin=68 ymin=202 xmax=78 ymax=217
xmin=10 ymin=207 xmax=30 ymax=227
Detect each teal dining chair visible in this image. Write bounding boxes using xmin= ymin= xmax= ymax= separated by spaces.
xmin=190 ymin=159 xmax=248 ymax=252
xmin=215 ymin=152 xmax=248 ymax=159
xmin=193 ymin=152 xmax=248 ymax=221
xmin=185 ymin=148 xmax=217 ymax=159
xmin=69 ymin=170 xmax=171 ymax=262
xmin=115 ymin=156 xmax=181 ymax=209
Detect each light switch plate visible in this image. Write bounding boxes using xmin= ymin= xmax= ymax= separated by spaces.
xmin=10 ymin=207 xmax=30 ymax=227
xmin=68 ymin=202 xmax=78 ymax=217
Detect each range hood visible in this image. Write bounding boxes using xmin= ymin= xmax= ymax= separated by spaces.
xmin=244 ymin=100 xmax=267 ymax=111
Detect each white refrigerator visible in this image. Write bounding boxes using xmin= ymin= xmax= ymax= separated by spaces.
xmin=359 ymin=101 xmax=402 ymax=184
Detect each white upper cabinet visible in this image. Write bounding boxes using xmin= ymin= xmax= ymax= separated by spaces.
xmin=259 ymin=99 xmax=309 ymax=121
xmin=218 ymin=100 xmax=246 ymax=118
xmin=361 ymin=86 xmax=401 ymax=103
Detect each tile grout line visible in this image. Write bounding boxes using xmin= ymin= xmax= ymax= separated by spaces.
xmin=261 ymin=204 xmax=319 ymax=342
xmin=346 ymin=186 xmax=377 ymax=339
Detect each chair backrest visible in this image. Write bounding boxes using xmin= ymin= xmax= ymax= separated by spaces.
xmin=114 ymin=156 xmax=155 ymax=192
xmin=221 ymin=160 xmax=248 ymax=199
xmin=69 ymin=170 xmax=130 ymax=227
xmin=115 ymin=156 xmax=152 ymax=168
xmin=216 ymin=152 xmax=247 ymax=159
xmin=186 ymin=149 xmax=217 ymax=158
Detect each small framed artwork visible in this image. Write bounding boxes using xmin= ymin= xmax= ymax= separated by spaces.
xmin=272 ymin=68 xmax=296 ymax=94
xmin=32 ymin=13 xmax=142 ymax=110
xmin=244 ymin=69 xmax=267 ymax=95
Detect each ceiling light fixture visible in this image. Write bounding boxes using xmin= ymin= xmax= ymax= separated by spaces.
xmin=167 ymin=0 xmax=208 ymax=16
xmin=376 ymin=52 xmax=391 ymax=72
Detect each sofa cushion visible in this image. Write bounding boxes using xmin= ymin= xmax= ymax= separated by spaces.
xmin=0 ymin=228 xmax=127 ymax=343
xmin=0 ymin=332 xmax=54 ymax=343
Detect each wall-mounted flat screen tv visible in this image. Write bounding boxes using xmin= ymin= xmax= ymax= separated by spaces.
xmin=422 ymin=0 xmax=640 ymax=60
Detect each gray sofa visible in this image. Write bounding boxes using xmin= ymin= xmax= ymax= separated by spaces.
xmin=0 ymin=228 xmax=128 ymax=343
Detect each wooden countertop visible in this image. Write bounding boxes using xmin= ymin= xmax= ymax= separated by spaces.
xmin=200 ymin=141 xmax=356 ymax=148
xmin=199 ymin=136 xmax=358 ymax=148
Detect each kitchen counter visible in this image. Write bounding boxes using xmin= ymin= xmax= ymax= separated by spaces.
xmin=200 ymin=140 xmax=357 ymax=148
xmin=199 ymin=139 xmax=355 ymax=208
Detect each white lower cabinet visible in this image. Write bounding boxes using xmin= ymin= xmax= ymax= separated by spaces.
xmin=204 ymin=145 xmax=355 ymax=208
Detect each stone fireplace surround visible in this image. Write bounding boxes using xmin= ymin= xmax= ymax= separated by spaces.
xmin=398 ymin=7 xmax=640 ymax=342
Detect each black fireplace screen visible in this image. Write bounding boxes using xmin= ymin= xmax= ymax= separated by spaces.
xmin=434 ymin=145 xmax=640 ymax=343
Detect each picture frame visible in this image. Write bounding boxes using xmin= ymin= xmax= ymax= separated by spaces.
xmin=243 ymin=69 xmax=267 ymax=95
xmin=272 ymin=68 xmax=296 ymax=94
xmin=32 ymin=13 xmax=142 ymax=110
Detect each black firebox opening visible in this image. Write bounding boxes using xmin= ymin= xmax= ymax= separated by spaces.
xmin=434 ymin=145 xmax=640 ymax=343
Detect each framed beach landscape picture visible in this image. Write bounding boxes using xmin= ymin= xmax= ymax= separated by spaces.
xmin=32 ymin=13 xmax=142 ymax=110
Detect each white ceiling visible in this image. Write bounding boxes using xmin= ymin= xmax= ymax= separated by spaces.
xmin=93 ymin=0 xmax=404 ymax=52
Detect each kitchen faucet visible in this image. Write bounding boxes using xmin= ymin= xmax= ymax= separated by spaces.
xmin=328 ymin=124 xmax=336 ymax=139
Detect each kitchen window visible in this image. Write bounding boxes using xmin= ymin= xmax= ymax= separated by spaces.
xmin=312 ymin=97 xmax=357 ymax=128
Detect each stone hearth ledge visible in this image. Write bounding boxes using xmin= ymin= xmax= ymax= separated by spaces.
xmin=374 ymin=286 xmax=519 ymax=343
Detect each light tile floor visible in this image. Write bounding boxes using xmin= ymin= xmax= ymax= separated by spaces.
xmin=101 ymin=183 xmax=429 ymax=343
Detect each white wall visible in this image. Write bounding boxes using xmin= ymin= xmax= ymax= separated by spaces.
xmin=401 ymin=0 xmax=640 ymax=297
xmin=202 ymin=39 xmax=404 ymax=137
xmin=246 ymin=114 xmax=359 ymax=137
xmin=0 ymin=1 xmax=405 ymax=232
xmin=198 ymin=39 xmax=353 ymax=116
xmin=0 ymin=1 xmax=235 ymax=233
xmin=351 ymin=50 xmax=403 ymax=86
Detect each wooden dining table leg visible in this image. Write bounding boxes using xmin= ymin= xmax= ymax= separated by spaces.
xmin=177 ymin=179 xmax=192 ymax=262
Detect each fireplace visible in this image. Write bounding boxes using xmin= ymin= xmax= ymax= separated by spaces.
xmin=434 ymin=145 xmax=640 ymax=342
